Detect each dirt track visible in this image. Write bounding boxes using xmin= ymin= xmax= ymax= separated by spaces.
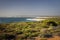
xmin=35 ymin=36 xmax=60 ymax=40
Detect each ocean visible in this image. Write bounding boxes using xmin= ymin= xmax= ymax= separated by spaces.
xmin=0 ymin=17 xmax=32 ymax=23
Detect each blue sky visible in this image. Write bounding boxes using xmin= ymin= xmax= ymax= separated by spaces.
xmin=0 ymin=0 xmax=60 ymax=17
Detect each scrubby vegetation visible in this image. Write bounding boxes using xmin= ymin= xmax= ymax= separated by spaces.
xmin=0 ymin=17 xmax=60 ymax=40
